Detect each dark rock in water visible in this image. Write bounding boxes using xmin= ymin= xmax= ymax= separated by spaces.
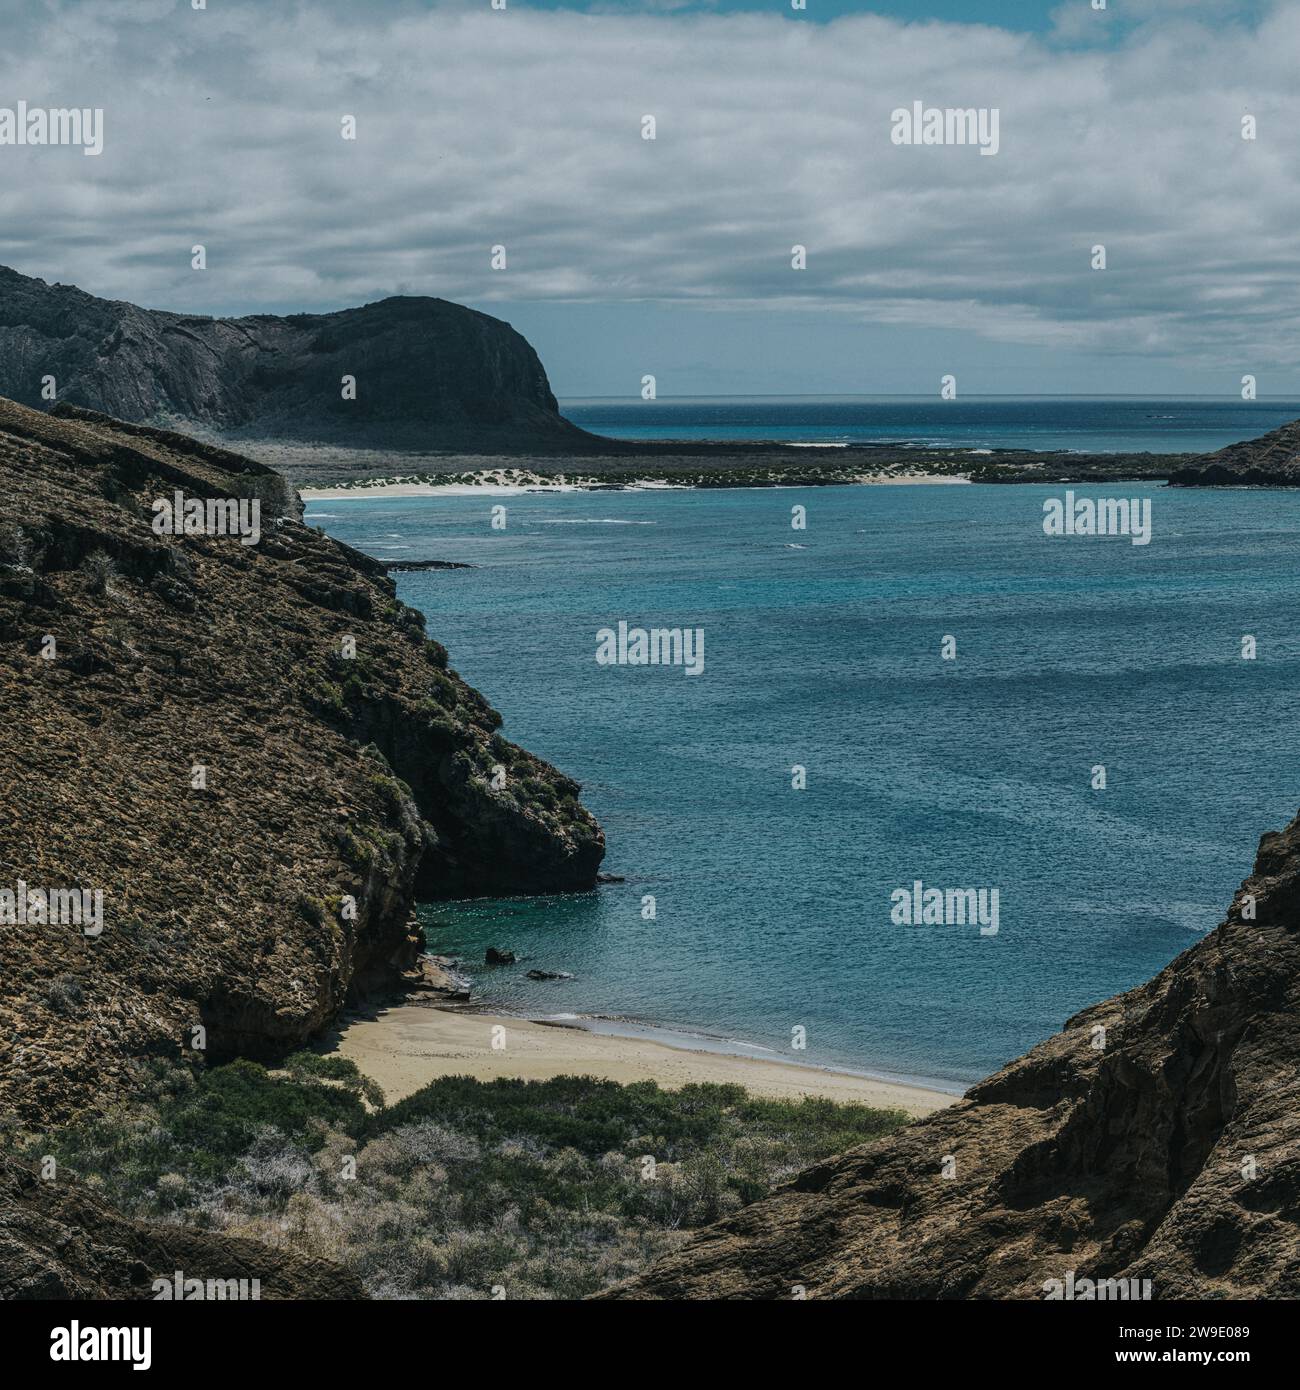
xmin=0 ymin=1155 xmax=363 ymax=1299
xmin=485 ymin=947 xmax=517 ymax=965
xmin=1169 ymin=416 xmax=1300 ymax=487
xmin=526 ymin=969 xmax=573 ymax=981
xmin=0 ymin=263 xmax=596 ymax=453
xmin=604 ymin=810 xmax=1300 ymax=1300
xmin=597 ymin=872 xmax=626 ymax=883
xmin=385 ymin=559 xmax=476 ymax=572
xmin=0 ymin=394 xmax=603 ymax=1130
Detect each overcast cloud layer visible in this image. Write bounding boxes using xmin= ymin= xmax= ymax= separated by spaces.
xmin=2 ymin=0 xmax=1299 ymax=388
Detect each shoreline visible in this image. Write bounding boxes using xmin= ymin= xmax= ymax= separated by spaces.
xmin=301 ymin=473 xmax=972 ymax=500
xmin=247 ymin=437 xmax=1189 ymax=492
xmin=322 ymin=1002 xmax=959 ymax=1116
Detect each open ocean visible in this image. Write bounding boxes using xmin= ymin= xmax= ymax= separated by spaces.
xmin=559 ymin=395 xmax=1300 ymax=455
xmin=310 ymin=402 xmax=1300 ymax=1090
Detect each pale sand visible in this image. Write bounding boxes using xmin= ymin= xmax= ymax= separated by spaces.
xmin=303 ymin=481 xmax=585 ymax=500
xmin=326 ymin=1004 xmax=956 ymax=1117
xmin=300 ymin=474 xmax=969 ymax=501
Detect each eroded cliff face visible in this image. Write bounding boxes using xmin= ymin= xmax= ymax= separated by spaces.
xmin=606 ymin=815 xmax=1300 ymax=1300
xmin=0 ymin=396 xmax=603 ymax=1131
xmin=0 ymin=265 xmax=593 ymax=452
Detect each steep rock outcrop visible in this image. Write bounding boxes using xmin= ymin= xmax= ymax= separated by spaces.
xmin=0 ymin=265 xmax=593 ymax=452
xmin=605 ymin=814 xmax=1300 ymax=1299
xmin=0 ymin=396 xmax=602 ymax=1130
xmin=1169 ymin=418 xmax=1300 ymax=486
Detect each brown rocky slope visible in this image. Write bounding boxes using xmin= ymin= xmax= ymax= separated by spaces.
xmin=0 ymin=395 xmax=603 ymax=1133
xmin=605 ymin=815 xmax=1300 ymax=1299
xmin=0 ymin=1154 xmax=364 ymax=1299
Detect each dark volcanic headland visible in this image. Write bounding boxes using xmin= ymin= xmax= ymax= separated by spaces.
xmin=0 ymin=264 xmax=592 ymax=453
xmin=605 ymin=813 xmax=1300 ymax=1300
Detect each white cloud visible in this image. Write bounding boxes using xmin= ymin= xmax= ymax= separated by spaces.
xmin=2 ymin=0 xmax=1298 ymax=371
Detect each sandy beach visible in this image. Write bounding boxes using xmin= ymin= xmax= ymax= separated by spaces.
xmin=325 ymin=1004 xmax=957 ymax=1116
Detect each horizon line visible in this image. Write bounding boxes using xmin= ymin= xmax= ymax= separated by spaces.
xmin=557 ymin=393 xmax=1300 ymax=401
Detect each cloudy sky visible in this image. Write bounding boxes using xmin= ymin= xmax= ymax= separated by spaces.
xmin=0 ymin=0 xmax=1294 ymax=394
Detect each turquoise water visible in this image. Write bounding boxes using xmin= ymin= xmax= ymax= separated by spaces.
xmin=310 ymin=483 xmax=1300 ymax=1088
xmin=559 ymin=395 xmax=1300 ymax=455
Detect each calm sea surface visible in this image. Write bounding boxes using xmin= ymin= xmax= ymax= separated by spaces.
xmin=311 ymin=475 xmax=1300 ymax=1089
xmin=559 ymin=395 xmax=1300 ymax=455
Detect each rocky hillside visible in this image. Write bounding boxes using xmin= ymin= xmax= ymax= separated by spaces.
xmin=1169 ymin=417 xmax=1300 ymax=486
xmin=0 ymin=265 xmax=592 ymax=452
xmin=0 ymin=395 xmax=603 ymax=1134
xmin=0 ymin=1154 xmax=361 ymax=1299
xmin=606 ymin=814 xmax=1300 ymax=1299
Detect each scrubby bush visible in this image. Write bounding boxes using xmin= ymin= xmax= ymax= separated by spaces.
xmin=0 ymin=521 xmax=29 ymax=567
xmin=82 ymin=548 xmax=117 ymax=596
xmin=6 ymin=1061 xmax=909 ymax=1300
xmin=45 ymin=973 xmax=85 ymax=1015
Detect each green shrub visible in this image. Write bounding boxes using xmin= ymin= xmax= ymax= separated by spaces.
xmin=8 ymin=1062 xmax=909 ymax=1299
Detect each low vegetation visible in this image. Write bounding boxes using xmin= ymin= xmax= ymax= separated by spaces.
xmin=3 ymin=1057 xmax=909 ymax=1300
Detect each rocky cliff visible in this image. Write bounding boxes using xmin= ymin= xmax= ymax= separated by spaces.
xmin=0 ymin=395 xmax=603 ymax=1134
xmin=0 ymin=265 xmax=592 ymax=452
xmin=606 ymin=814 xmax=1300 ymax=1299
xmin=1169 ymin=417 xmax=1300 ymax=486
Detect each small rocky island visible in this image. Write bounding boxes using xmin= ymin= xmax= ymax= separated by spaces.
xmin=1169 ymin=416 xmax=1300 ymax=487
